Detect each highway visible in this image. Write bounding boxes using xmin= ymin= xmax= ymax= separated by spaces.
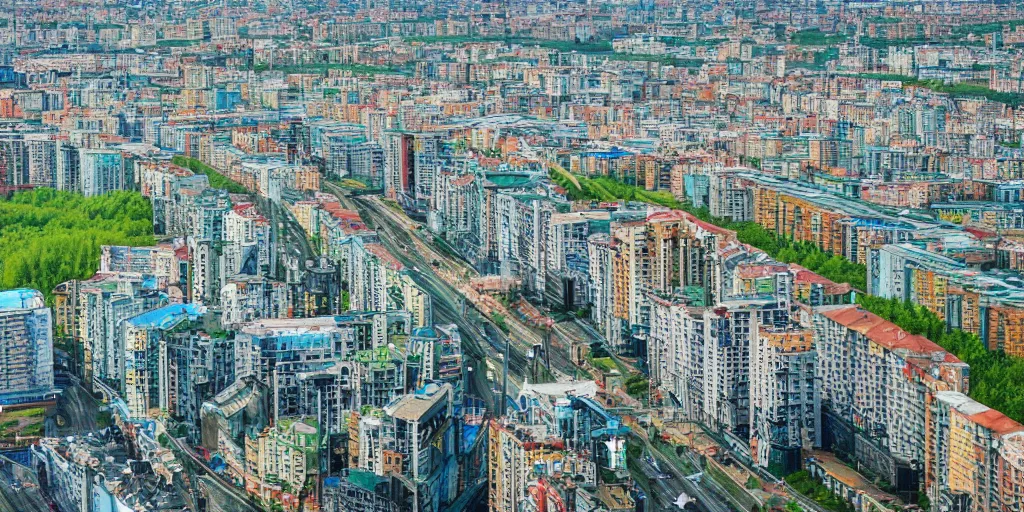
xmin=259 ymin=195 xmax=314 ymax=280
xmin=0 ymin=458 xmax=49 ymax=512
xmin=327 ymin=184 xmax=582 ymax=383
xmin=321 ymin=185 xmax=739 ymax=512
xmin=166 ymin=430 xmax=263 ymax=512
xmin=633 ymin=427 xmax=735 ymax=512
xmin=635 ymin=452 xmax=697 ymax=511
xmin=323 ymin=183 xmax=534 ymax=411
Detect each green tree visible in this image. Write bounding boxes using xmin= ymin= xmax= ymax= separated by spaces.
xmin=0 ymin=189 xmax=156 ymax=302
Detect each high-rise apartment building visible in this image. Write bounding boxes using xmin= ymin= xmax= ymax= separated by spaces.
xmin=80 ymin=149 xmax=125 ymax=197
xmin=0 ymin=289 xmax=56 ymax=404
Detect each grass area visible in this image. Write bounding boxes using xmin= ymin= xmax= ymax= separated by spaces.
xmin=97 ymin=410 xmax=113 ymax=429
xmin=154 ymin=39 xmax=200 ymax=47
xmin=850 ymin=73 xmax=1024 ymax=107
xmin=790 ymin=29 xmax=847 ymax=46
xmin=624 ymin=373 xmax=649 ymax=400
xmin=785 ymin=471 xmax=855 ymax=512
xmin=490 ymin=312 xmax=510 ymax=334
xmin=0 ymin=407 xmax=47 ymax=438
xmin=599 ymin=468 xmax=624 ymax=483
xmin=404 ymin=35 xmax=502 ymax=44
xmin=548 ymin=162 xmax=580 ymax=189
xmin=706 ymin=463 xmax=754 ymax=504
xmin=335 ymin=178 xmax=368 ymax=189
xmin=588 ymin=351 xmax=633 ymax=376
xmin=548 ymin=168 xmax=685 ymax=209
xmin=252 ymin=63 xmax=404 ymax=75
xmin=380 ymin=198 xmax=405 ymax=215
xmin=608 ymin=53 xmax=704 ymax=68
xmin=659 ymin=36 xmax=727 ymax=47
xmin=520 ymin=38 xmax=612 ymax=52
xmin=590 ymin=356 xmax=617 ymax=372
xmin=651 ymin=438 xmax=696 ymax=474
xmin=746 ymin=475 xmax=762 ymax=489
xmin=4 ymin=407 xmax=45 ymax=419
xmin=171 ymin=155 xmax=249 ymax=194
xmin=431 ymin=234 xmax=462 ymax=261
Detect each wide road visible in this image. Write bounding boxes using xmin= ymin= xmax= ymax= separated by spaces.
xmin=0 ymin=459 xmax=49 ymax=512
xmin=326 ymin=186 xmax=737 ymax=512
xmin=633 ymin=428 xmax=735 ymax=512
xmin=328 ymin=185 xmax=581 ymax=382
xmin=166 ymin=432 xmax=262 ymax=512
xmin=323 ymin=183 xmax=534 ymax=411
xmin=259 ymin=195 xmax=314 ymax=280
xmin=635 ymin=453 xmax=699 ymax=511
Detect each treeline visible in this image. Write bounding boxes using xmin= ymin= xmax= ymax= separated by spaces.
xmin=551 ymin=172 xmax=869 ymax=290
xmin=723 ymin=221 xmax=869 ymax=292
xmin=607 ymin=54 xmax=705 ymax=69
xmin=852 ymin=74 xmax=1024 ymax=108
xmin=403 ymin=35 xmax=613 ymax=53
xmin=0 ymin=188 xmax=155 ymax=301
xmin=790 ymin=29 xmax=847 ymax=46
xmin=548 ymin=170 xmax=686 ymax=209
xmin=552 ymin=171 xmax=1024 ymax=423
xmin=171 ymin=155 xmax=249 ymax=194
xmin=952 ymin=19 xmax=1024 ymax=38
xmin=784 ymin=471 xmax=855 ymax=512
xmin=251 ymin=63 xmax=404 ymax=76
xmin=857 ymin=295 xmax=1024 ymax=423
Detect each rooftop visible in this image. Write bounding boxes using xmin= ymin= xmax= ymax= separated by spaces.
xmin=0 ymin=289 xmax=44 ymax=310
xmin=818 ymin=305 xmax=964 ymax=364
xmin=385 ymin=383 xmax=450 ymax=422
xmin=127 ymin=303 xmax=206 ymax=329
xmin=808 ymin=450 xmax=898 ymax=503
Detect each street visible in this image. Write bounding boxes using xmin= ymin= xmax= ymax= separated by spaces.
xmin=324 ymin=184 xmax=530 ymax=411
xmin=633 ymin=428 xmax=736 ymax=512
xmin=322 ymin=184 xmax=740 ymax=512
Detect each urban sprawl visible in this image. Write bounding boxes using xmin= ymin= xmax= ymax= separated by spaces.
xmin=1 ymin=1 xmax=1024 ymax=512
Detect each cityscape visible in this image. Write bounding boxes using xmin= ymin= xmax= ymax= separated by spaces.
xmin=0 ymin=0 xmax=1024 ymax=512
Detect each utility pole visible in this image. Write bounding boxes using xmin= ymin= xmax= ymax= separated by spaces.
xmin=500 ymin=336 xmax=509 ymax=417
xmin=544 ymin=326 xmax=551 ymax=372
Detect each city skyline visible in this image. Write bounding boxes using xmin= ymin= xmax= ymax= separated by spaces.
xmin=0 ymin=1 xmax=1023 ymax=512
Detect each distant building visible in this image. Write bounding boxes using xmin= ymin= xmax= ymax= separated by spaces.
xmin=56 ymin=142 xmax=80 ymax=192
xmin=80 ymin=149 xmax=125 ymax=197
xmin=323 ymin=127 xmax=384 ymax=187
